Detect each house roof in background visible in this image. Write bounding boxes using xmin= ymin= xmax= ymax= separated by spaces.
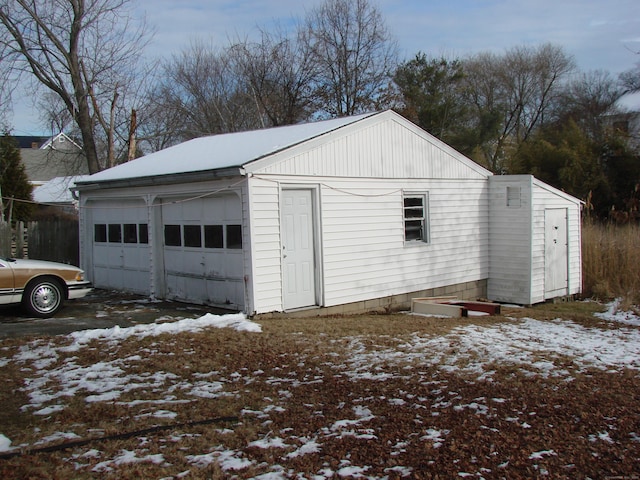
xmin=32 ymin=176 xmax=90 ymax=204
xmin=5 ymin=132 xmax=89 ymax=183
xmin=21 ymin=148 xmax=89 ymax=183
xmin=11 ymin=136 xmax=48 ymax=149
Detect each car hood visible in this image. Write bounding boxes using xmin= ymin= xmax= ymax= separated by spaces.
xmin=5 ymin=258 xmax=82 ymax=272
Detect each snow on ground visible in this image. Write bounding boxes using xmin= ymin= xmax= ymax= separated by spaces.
xmin=594 ymin=297 xmax=640 ymax=326
xmin=1 ymin=300 xmax=639 ymax=475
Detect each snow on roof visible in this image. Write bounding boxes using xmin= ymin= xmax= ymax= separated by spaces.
xmin=80 ymin=113 xmax=375 ymax=184
xmin=32 ymin=176 xmax=90 ymax=204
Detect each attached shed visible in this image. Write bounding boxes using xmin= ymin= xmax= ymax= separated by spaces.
xmin=75 ymin=110 xmax=582 ymax=314
xmin=488 ymin=175 xmax=583 ymax=305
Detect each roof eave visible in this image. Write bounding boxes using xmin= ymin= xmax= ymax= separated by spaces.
xmin=74 ymin=167 xmax=245 ymax=192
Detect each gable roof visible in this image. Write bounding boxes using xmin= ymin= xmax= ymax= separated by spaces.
xmin=78 ymin=113 xmax=375 ymax=185
xmin=76 ymin=110 xmax=494 ymax=189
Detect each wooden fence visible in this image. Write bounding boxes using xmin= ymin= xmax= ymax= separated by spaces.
xmin=0 ymin=218 xmax=80 ymax=265
xmin=0 ymin=222 xmax=11 ymax=257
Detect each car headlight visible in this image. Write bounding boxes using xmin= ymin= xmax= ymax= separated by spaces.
xmin=75 ymin=271 xmax=85 ymax=282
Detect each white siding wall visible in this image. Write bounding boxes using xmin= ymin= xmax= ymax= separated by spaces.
xmin=531 ymin=181 xmax=582 ymax=303
xmin=488 ymin=176 xmax=533 ymax=304
xmin=248 ymin=116 xmax=489 ymax=181
xmin=248 ymin=175 xmax=489 ymax=314
xmin=246 ymin=176 xmax=284 ymax=313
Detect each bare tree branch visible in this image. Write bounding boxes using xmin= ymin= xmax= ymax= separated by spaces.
xmin=0 ymin=0 xmax=151 ymax=173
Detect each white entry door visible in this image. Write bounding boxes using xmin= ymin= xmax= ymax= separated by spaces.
xmin=282 ymin=189 xmax=317 ymax=310
xmin=544 ymin=208 xmax=568 ymax=298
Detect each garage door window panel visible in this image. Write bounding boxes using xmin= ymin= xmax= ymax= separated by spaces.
xmin=205 ymin=225 xmax=223 ymax=248
xmin=138 ymin=224 xmax=149 ymax=244
xmin=184 ymin=225 xmax=202 ymax=248
xmin=226 ymin=225 xmax=242 ymax=249
xmin=164 ymin=225 xmax=182 ymax=246
xmin=108 ymin=224 xmax=122 ymax=243
xmin=123 ymin=224 xmax=138 ymax=243
xmin=95 ymin=224 xmax=107 ymax=243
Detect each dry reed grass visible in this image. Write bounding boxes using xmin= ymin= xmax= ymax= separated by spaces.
xmin=582 ymin=221 xmax=640 ymax=305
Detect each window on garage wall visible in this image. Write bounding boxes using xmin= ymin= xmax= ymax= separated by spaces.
xmin=94 ymin=223 xmax=149 ymax=244
xmin=403 ymin=193 xmax=430 ymax=243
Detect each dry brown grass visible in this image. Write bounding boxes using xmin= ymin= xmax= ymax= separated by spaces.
xmin=1 ymin=308 xmax=639 ymax=479
xmin=582 ymin=221 xmax=640 ymax=305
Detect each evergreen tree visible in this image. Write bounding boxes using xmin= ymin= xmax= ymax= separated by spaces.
xmin=393 ymin=53 xmax=476 ymax=153
xmin=0 ymin=133 xmax=34 ymax=222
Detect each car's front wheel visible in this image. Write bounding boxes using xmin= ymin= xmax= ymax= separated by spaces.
xmin=23 ymin=278 xmax=65 ymax=318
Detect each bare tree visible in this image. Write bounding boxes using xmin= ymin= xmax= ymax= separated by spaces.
xmin=620 ymin=65 xmax=640 ymax=95
xmin=0 ymin=0 xmax=151 ymax=173
xmin=462 ymin=44 xmax=575 ymax=172
xmin=230 ymin=26 xmax=317 ymax=127
xmin=303 ymin=0 xmax=398 ymax=117
xmin=557 ymin=70 xmax=624 ymax=141
xmin=144 ymin=40 xmax=259 ymax=147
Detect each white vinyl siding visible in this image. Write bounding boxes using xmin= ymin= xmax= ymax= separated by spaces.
xmin=321 ymin=178 xmax=488 ymax=307
xmin=78 ymin=111 xmax=583 ymax=314
xmin=488 ymin=177 xmax=533 ymax=304
xmin=246 ymin=115 xmax=489 ymax=180
xmin=531 ymin=180 xmax=582 ymax=303
xmin=247 ymin=176 xmax=489 ymax=314
xmin=247 ymin=177 xmax=284 ymax=313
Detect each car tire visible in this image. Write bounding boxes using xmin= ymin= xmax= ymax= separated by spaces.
xmin=23 ymin=277 xmax=65 ymax=318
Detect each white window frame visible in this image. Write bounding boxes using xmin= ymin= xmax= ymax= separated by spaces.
xmin=403 ymin=192 xmax=430 ymax=244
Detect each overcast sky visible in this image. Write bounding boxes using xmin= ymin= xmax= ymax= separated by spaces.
xmin=9 ymin=0 xmax=640 ymax=135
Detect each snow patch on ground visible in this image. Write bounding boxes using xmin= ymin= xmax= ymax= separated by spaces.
xmin=595 ymin=298 xmax=640 ymax=327
xmin=0 ymin=434 xmax=12 ymax=452
xmin=66 ymin=313 xmax=260 ymax=350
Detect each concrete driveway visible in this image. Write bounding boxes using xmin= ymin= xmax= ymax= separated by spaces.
xmin=0 ymin=289 xmax=233 ymax=338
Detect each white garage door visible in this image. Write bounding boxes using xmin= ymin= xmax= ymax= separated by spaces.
xmin=90 ymin=200 xmax=150 ymax=294
xmin=161 ymin=194 xmax=244 ymax=309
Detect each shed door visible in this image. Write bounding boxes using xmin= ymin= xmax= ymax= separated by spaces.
xmin=544 ymin=208 xmax=568 ymax=298
xmin=282 ymin=189 xmax=317 ymax=310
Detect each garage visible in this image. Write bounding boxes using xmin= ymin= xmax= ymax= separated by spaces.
xmin=76 ymin=111 xmax=582 ymax=315
xmin=159 ymin=193 xmax=244 ymax=308
xmin=88 ymin=199 xmax=150 ymax=294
